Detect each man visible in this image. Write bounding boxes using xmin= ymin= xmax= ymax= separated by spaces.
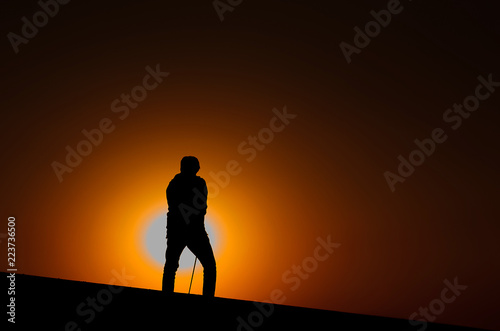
xmin=162 ymin=156 xmax=217 ymax=297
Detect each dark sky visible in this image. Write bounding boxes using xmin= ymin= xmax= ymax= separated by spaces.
xmin=1 ymin=1 xmax=499 ymax=330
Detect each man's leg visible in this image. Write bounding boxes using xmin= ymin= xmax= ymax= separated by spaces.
xmin=162 ymin=235 xmax=186 ymax=294
xmin=187 ymin=231 xmax=216 ymax=297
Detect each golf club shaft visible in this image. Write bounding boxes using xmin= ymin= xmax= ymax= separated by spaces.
xmin=188 ymin=257 xmax=197 ymax=294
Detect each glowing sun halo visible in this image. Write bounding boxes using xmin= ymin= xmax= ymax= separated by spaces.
xmin=142 ymin=212 xmax=220 ymax=271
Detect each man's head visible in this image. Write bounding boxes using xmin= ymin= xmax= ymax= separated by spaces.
xmin=180 ymin=156 xmax=200 ymax=175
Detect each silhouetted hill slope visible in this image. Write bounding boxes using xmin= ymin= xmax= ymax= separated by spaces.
xmin=2 ymin=272 xmax=487 ymax=330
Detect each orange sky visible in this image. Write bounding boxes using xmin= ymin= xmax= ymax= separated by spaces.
xmin=1 ymin=1 xmax=499 ymax=330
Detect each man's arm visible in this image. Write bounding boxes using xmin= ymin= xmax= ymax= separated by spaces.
xmin=191 ymin=178 xmax=208 ymax=216
xmin=200 ymin=179 xmax=208 ymax=216
xmin=166 ymin=180 xmax=180 ymax=213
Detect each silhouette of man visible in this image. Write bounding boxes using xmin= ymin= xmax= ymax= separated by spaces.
xmin=162 ymin=156 xmax=217 ymax=297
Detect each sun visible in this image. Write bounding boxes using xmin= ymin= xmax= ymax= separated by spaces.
xmin=140 ymin=212 xmax=221 ymax=271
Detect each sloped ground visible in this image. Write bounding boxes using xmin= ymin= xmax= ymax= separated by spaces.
xmin=2 ymin=272 xmax=486 ymax=330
